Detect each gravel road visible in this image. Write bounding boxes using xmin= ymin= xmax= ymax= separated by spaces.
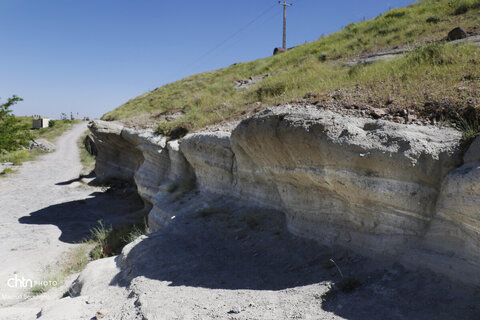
xmin=0 ymin=123 xmax=141 ymax=309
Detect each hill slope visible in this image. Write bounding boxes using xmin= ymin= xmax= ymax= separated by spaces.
xmin=102 ymin=0 xmax=480 ymax=135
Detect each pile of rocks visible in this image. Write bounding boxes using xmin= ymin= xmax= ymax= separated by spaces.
xmin=28 ymin=139 xmax=55 ymax=152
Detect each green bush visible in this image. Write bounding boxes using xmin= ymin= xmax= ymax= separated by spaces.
xmin=451 ymin=0 xmax=480 ymax=15
xmin=256 ymin=83 xmax=286 ymax=101
xmin=426 ymin=15 xmax=440 ymax=23
xmin=384 ymin=8 xmax=407 ymax=19
xmin=0 ymin=96 xmax=32 ymax=152
xmin=406 ymin=43 xmax=449 ymax=66
xmin=0 ymin=167 xmax=16 ymax=176
xmin=48 ymin=120 xmax=56 ymax=127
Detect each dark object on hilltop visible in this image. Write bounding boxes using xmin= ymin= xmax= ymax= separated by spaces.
xmin=273 ymin=47 xmax=288 ymax=55
xmin=84 ymin=134 xmax=98 ymax=156
xmin=447 ymin=27 xmax=467 ymax=41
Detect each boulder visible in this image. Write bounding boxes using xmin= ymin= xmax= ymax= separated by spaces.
xmin=447 ymin=27 xmax=467 ymax=41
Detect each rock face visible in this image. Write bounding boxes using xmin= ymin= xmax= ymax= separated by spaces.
xmin=89 ymin=105 xmax=480 ymax=284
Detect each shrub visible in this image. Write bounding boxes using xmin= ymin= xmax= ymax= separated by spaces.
xmin=451 ymin=0 xmax=480 ymax=15
xmin=0 ymin=96 xmax=32 ymax=152
xmin=157 ymin=122 xmax=189 ymax=139
xmin=318 ymin=52 xmax=328 ymax=62
xmin=157 ymin=122 xmax=175 ymax=136
xmin=48 ymin=120 xmax=56 ymax=127
xmin=384 ymin=8 xmax=406 ymax=19
xmin=0 ymin=167 xmax=15 ymax=176
xmin=455 ymin=3 xmax=470 ymax=14
xmin=406 ymin=43 xmax=449 ymax=66
xmin=426 ymin=15 xmax=440 ymax=23
xmin=88 ymin=220 xmax=148 ymax=260
xmin=256 ymin=83 xmax=286 ymax=101
xmin=456 ymin=112 xmax=480 ymax=140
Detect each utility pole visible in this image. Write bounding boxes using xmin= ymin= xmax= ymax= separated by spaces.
xmin=278 ymin=1 xmax=292 ymax=49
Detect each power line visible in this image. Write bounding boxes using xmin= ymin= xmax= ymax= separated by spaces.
xmin=205 ymin=9 xmax=282 ymax=62
xmin=186 ymin=3 xmax=278 ymax=69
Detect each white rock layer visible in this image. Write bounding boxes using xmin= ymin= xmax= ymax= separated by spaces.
xmin=89 ymin=105 xmax=480 ymax=284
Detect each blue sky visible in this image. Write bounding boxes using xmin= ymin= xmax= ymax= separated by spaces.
xmin=0 ymin=0 xmax=417 ymax=119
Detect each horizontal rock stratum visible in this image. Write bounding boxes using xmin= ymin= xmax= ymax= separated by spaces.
xmin=90 ymin=105 xmax=480 ymax=285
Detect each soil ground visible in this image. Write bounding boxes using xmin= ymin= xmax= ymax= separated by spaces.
xmin=0 ymin=123 xmax=142 ymax=310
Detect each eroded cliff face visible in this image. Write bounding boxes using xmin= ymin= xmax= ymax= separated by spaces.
xmin=89 ymin=105 xmax=480 ymax=284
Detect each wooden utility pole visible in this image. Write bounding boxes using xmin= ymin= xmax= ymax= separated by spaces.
xmin=278 ymin=1 xmax=292 ymax=49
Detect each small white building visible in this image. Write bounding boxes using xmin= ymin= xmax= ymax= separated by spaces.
xmin=32 ymin=118 xmax=50 ymax=129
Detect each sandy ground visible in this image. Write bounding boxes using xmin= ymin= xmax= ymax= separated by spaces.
xmin=0 ymin=123 xmax=142 ymax=311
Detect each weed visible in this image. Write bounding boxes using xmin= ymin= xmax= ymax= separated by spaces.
xmin=29 ymin=244 xmax=92 ymax=297
xmin=384 ymin=8 xmax=407 ymax=19
xmin=77 ymin=131 xmax=96 ymax=174
xmin=88 ymin=220 xmax=148 ymax=260
xmin=89 ymin=220 xmax=112 ymax=260
xmin=455 ymin=112 xmax=480 ymax=140
xmin=317 ymin=52 xmax=328 ymax=62
xmin=406 ymin=43 xmax=449 ymax=66
xmin=347 ymin=64 xmax=365 ymax=78
xmin=0 ymin=149 xmax=45 ymax=166
xmin=321 ymin=259 xmax=362 ymax=303
xmin=122 ymin=224 xmax=147 ymax=244
xmin=256 ymin=83 xmax=286 ymax=101
xmin=157 ymin=122 xmax=189 ymax=138
xmin=450 ymin=0 xmax=480 ymax=15
xmin=0 ymin=167 xmax=16 ymax=176
xmin=426 ymin=15 xmax=440 ymax=23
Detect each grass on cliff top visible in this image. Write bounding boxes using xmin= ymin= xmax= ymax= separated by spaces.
xmin=101 ymin=0 xmax=480 ymax=134
xmin=77 ymin=131 xmax=96 ymax=175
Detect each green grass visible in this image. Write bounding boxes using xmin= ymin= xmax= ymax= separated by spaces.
xmin=101 ymin=0 xmax=480 ymax=134
xmin=0 ymin=119 xmax=83 ymax=167
xmin=77 ymin=131 xmax=96 ymax=174
xmin=0 ymin=149 xmax=46 ymax=165
xmin=29 ymin=243 xmax=93 ymax=296
xmin=32 ymin=119 xmax=82 ymax=142
xmin=88 ymin=220 xmax=148 ymax=260
xmin=0 ymin=167 xmax=16 ymax=177
xmin=29 ymin=219 xmax=147 ymax=297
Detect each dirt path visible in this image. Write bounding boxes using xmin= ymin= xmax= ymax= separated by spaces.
xmin=0 ymin=123 xmax=91 ymax=306
xmin=0 ymin=123 xmax=142 ymax=310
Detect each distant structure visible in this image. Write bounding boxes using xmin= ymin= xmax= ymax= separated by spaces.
xmin=32 ymin=116 xmax=50 ymax=129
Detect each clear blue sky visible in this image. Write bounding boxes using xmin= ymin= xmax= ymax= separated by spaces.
xmin=0 ymin=0 xmax=417 ymax=119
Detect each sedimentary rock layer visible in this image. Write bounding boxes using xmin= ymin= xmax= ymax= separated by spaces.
xmin=89 ymin=105 xmax=480 ymax=284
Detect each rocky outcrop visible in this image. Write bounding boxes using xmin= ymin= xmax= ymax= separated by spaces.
xmin=230 ymin=108 xmax=462 ymax=256
xmin=89 ymin=105 xmax=480 ymax=284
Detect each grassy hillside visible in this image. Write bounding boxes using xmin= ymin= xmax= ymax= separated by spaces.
xmin=102 ymin=0 xmax=480 ymax=135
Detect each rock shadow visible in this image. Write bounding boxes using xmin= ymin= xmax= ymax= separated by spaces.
xmin=111 ymin=202 xmax=343 ymax=291
xmin=320 ymin=262 xmax=479 ymax=320
xmin=55 ymin=172 xmax=96 ymax=186
xmin=18 ymin=188 xmax=144 ymax=243
xmin=109 ymin=196 xmax=479 ymax=319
